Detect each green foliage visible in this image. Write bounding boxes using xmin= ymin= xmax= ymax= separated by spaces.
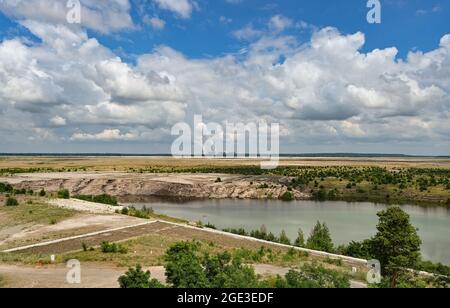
xmin=118 ymin=265 xmax=165 ymax=289
xmin=204 ymin=222 xmax=217 ymax=230
xmin=338 ymin=240 xmax=373 ymax=260
xmin=222 ymin=228 xmax=248 ymax=236
xmin=57 ymin=189 xmax=70 ymax=199
xmin=165 ymin=241 xmax=210 ymax=288
xmin=280 ymin=191 xmax=294 ymax=202
xmin=306 ymin=222 xmax=334 ymax=253
xmin=370 ymin=207 xmax=422 ymax=288
xmin=125 ymin=206 xmax=154 ymax=219
xmin=275 ymin=265 xmax=350 ymax=288
xmin=294 ymin=229 xmax=305 ymax=247
xmin=165 ymin=241 xmax=259 ymax=288
xmin=313 ymin=188 xmax=328 ymax=201
xmin=417 ymin=260 xmax=450 ymax=277
xmin=13 ymin=188 xmax=26 ymax=195
xmin=101 ymin=241 xmax=128 ymax=254
xmin=74 ymin=194 xmax=118 ymax=206
xmin=5 ymin=197 xmax=19 ymax=207
xmin=0 ymin=183 xmax=13 ymax=193
xmin=279 ymin=230 xmax=291 ymax=245
xmin=39 ymin=189 xmax=46 ymax=197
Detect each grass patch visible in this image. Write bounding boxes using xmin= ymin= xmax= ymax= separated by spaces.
xmin=0 ymin=200 xmax=77 ymax=227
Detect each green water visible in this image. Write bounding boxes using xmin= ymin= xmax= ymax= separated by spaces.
xmin=132 ymin=200 xmax=450 ymax=265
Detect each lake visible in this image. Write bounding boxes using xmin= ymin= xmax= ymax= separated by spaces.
xmin=131 ymin=200 xmax=450 ymax=265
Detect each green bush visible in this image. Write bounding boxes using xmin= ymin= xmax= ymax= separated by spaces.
xmin=118 ymin=265 xmax=165 ymax=289
xmin=5 ymin=198 xmax=19 ymax=207
xmin=57 ymin=189 xmax=70 ymax=199
xmin=101 ymin=241 xmax=128 ymax=254
xmin=0 ymin=183 xmax=13 ymax=193
xmin=126 ymin=206 xmax=154 ymax=219
xmin=280 ymin=191 xmax=294 ymax=202
xmin=276 ymin=265 xmax=350 ymax=288
xmin=39 ymin=189 xmax=46 ymax=197
xmin=313 ymin=188 xmax=328 ymax=201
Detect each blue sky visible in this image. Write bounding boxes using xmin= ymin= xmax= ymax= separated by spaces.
xmin=96 ymin=0 xmax=448 ymax=59
xmin=1 ymin=0 xmax=448 ymax=60
xmin=0 ymin=0 xmax=449 ymax=154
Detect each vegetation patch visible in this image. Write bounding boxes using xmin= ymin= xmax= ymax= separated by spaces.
xmin=100 ymin=241 xmax=128 ymax=254
xmin=5 ymin=197 xmax=19 ymax=207
xmin=57 ymin=189 xmax=70 ymax=199
xmin=74 ymin=194 xmax=118 ymax=206
xmin=117 ymin=241 xmax=351 ymax=289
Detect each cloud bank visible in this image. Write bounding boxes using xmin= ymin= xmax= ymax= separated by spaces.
xmin=0 ymin=3 xmax=449 ymax=154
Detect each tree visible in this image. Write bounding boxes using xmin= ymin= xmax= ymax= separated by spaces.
xmin=306 ymin=222 xmax=334 ymax=253
xmin=294 ymin=229 xmax=305 ymax=248
xmin=279 ymin=230 xmax=291 ymax=245
xmin=339 ymin=240 xmax=372 ymax=260
xmin=165 ymin=241 xmax=259 ymax=288
xmin=370 ymin=207 xmax=422 ymax=288
xmin=165 ymin=241 xmax=210 ymax=288
xmin=118 ymin=265 xmax=164 ymax=289
xmin=204 ymin=252 xmax=258 ymax=288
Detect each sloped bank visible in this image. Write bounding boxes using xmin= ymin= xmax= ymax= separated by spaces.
xmin=1 ymin=172 xmax=310 ymax=203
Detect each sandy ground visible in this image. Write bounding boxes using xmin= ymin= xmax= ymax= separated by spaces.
xmin=0 ymin=263 xmax=366 ymax=288
xmin=48 ymin=199 xmax=124 ymax=214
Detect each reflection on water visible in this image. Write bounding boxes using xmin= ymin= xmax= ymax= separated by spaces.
xmin=131 ymin=200 xmax=450 ymax=265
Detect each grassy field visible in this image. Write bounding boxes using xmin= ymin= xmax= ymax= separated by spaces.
xmin=0 ymin=198 xmax=77 ymax=227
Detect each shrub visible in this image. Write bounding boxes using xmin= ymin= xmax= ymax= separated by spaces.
xmin=280 ymin=191 xmax=294 ymax=202
xmin=279 ymin=265 xmax=350 ymax=288
xmin=39 ymin=189 xmax=46 ymax=197
xmin=57 ymin=189 xmax=70 ymax=199
xmin=126 ymin=206 xmax=153 ymax=219
xmin=313 ymin=189 xmax=327 ymax=201
xmin=5 ymin=198 xmax=19 ymax=207
xmin=205 ymin=222 xmax=217 ymax=230
xmin=118 ymin=265 xmax=165 ymax=289
xmin=0 ymin=183 xmax=13 ymax=193
xmin=215 ymin=178 xmax=222 ymax=183
xmin=101 ymin=241 xmax=128 ymax=254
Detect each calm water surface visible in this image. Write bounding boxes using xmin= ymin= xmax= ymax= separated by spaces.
xmin=132 ymin=200 xmax=450 ymax=265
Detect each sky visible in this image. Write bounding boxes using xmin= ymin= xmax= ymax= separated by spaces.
xmin=0 ymin=0 xmax=449 ymax=155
